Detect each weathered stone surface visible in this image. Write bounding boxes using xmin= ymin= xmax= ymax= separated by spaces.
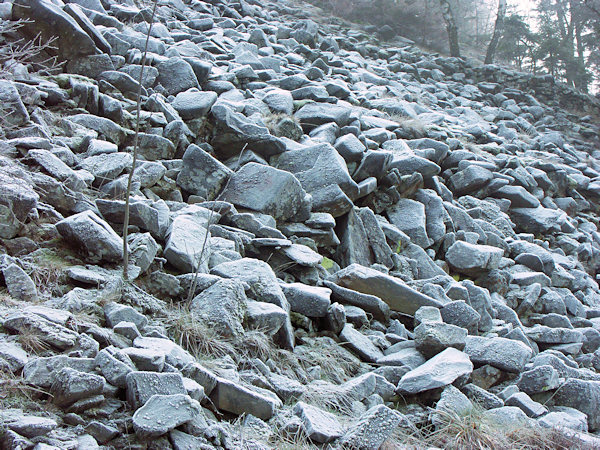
xmin=56 ymin=210 xmax=123 ymax=263
xmin=177 ymin=144 xmax=232 ymax=200
xmin=396 ymin=348 xmax=473 ymax=395
xmin=340 ymin=323 xmax=384 ymax=363
xmin=220 ymin=162 xmax=309 ymax=222
xmin=51 ymin=367 xmax=104 ymax=407
xmin=339 ymin=404 xmax=404 ymax=449
xmin=446 ymin=241 xmax=504 ymax=275
xmin=292 ymin=401 xmax=343 ymax=443
xmin=164 ymin=214 xmax=211 ymax=273
xmin=132 ymin=394 xmax=201 ymax=437
xmin=210 ymin=378 xmax=282 ymax=420
xmin=387 ymin=198 xmax=431 ymax=248
xmin=330 ymin=264 xmax=443 ymax=316
xmin=126 ymin=371 xmax=187 ymax=409
xmin=191 ymin=279 xmax=247 ymax=338
xmin=551 ymin=379 xmax=600 ymax=431
xmin=280 ymin=283 xmax=331 ymax=318
xmin=12 ymin=0 xmax=98 ymax=59
xmin=464 ymin=336 xmax=532 ymax=373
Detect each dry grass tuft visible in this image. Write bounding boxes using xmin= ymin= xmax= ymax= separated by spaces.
xmin=17 ymin=329 xmax=51 ymax=354
xmin=383 ymin=405 xmax=600 ymax=450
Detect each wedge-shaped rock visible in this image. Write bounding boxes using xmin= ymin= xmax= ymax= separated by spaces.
xmin=445 ymin=241 xmax=504 ymax=275
xmin=211 ymin=104 xmax=285 ymax=158
xmin=12 ymin=0 xmax=98 ymax=60
xmin=340 ymin=324 xmax=384 ymax=363
xmin=294 ymin=102 xmax=351 ymax=128
xmin=280 ymin=283 xmax=331 ymax=318
xmin=210 ymin=378 xmax=282 ymax=420
xmin=0 ymin=168 xmax=39 ymax=239
xmin=396 ymin=348 xmax=473 ymax=395
xmin=164 ymin=215 xmax=211 ymax=273
xmin=220 ymin=162 xmax=309 ymax=222
xmin=126 ymin=371 xmax=186 ymax=409
xmin=51 ymin=367 xmax=104 ymax=407
xmin=133 ymin=337 xmax=195 ymax=369
xmin=387 ymin=198 xmax=431 ymax=249
xmin=132 ymin=394 xmax=201 ymax=438
xmin=293 ymin=401 xmax=343 ymax=443
xmin=339 ymin=405 xmax=405 ymax=449
xmin=330 ymin=264 xmax=443 ymax=316
xmin=177 ymin=144 xmax=232 ymax=200
xmin=3 ymin=313 xmax=79 ymax=351
xmin=510 ymin=206 xmax=567 ymax=234
xmin=56 ymin=210 xmax=123 ymax=263
xmin=464 ymin=336 xmax=532 ymax=373
xmin=23 ymin=356 xmax=95 ymax=389
xmin=190 ymin=279 xmax=247 ymax=338
xmin=211 ymin=258 xmax=294 ymax=349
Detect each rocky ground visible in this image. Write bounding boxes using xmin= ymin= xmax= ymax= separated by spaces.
xmin=1 ymin=0 xmax=600 ymax=448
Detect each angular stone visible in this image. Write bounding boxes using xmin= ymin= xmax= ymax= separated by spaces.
xmin=0 ymin=341 xmax=28 ymax=373
xmin=132 ymin=394 xmax=200 ymax=437
xmin=12 ymin=0 xmax=98 ymax=60
xmin=191 ymin=279 xmax=247 ymax=338
xmin=51 ymin=367 xmax=104 ymax=407
xmin=330 ymin=264 xmax=443 ymax=316
xmin=505 ymin=392 xmax=547 ymax=418
xmin=338 ymin=405 xmax=403 ymax=449
xmin=551 ymin=379 xmax=600 ymax=431
xmin=3 ymin=263 xmax=37 ymax=301
xmin=292 ymin=401 xmax=343 ymax=443
xmin=210 ymin=378 xmax=282 ymax=420
xmin=126 ymin=371 xmax=187 ymax=409
xmin=396 ymin=348 xmax=473 ymax=395
xmin=280 ymin=283 xmax=331 ymax=318
xmin=176 ymin=144 xmax=232 ymax=200
xmin=445 ymin=241 xmax=503 ymax=275
xmin=164 ymin=214 xmax=211 ymax=273
xmin=295 ymin=102 xmax=351 ymax=128
xmin=510 ymin=206 xmax=566 ymax=234
xmin=3 ymin=313 xmax=79 ymax=351
xmin=449 ymin=165 xmax=493 ymax=196
xmin=171 ymin=90 xmax=217 ymax=120
xmin=23 ymin=356 xmax=95 ymax=389
xmin=220 ymin=162 xmax=309 ymax=222
xmin=56 ymin=210 xmax=123 ymax=263
xmin=414 ymin=321 xmax=467 ymax=358
xmin=340 ymin=324 xmax=384 ymax=363
xmin=387 ymin=198 xmax=431 ymax=248
xmin=324 ymin=281 xmax=390 ymax=323
xmin=133 ymin=337 xmax=195 ymax=369
xmin=464 ymin=336 xmax=532 ymax=373
xmin=245 ymin=301 xmax=288 ymax=336
xmin=0 ymin=80 xmax=29 ymax=127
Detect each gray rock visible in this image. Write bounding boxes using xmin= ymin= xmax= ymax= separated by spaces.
xmin=79 ymin=152 xmax=132 ymax=184
xmin=211 ymin=104 xmax=285 ymax=158
xmin=156 ymin=58 xmax=199 ymax=96
xmin=464 ymin=336 xmax=532 ymax=373
xmin=3 ymin=263 xmax=37 ymax=301
xmin=191 ymin=279 xmax=247 ymax=338
xmin=387 ymin=198 xmax=431 ymax=248
xmin=132 ymin=394 xmax=200 ymax=437
xmin=56 ymin=210 xmax=123 ymax=263
xmin=510 ymin=206 xmax=566 ymax=234
xmin=445 ymin=241 xmax=503 ymax=275
xmin=94 ymin=347 xmax=134 ymax=388
xmin=69 ymin=114 xmax=127 ymax=145
xmin=517 ymin=365 xmax=560 ymax=395
xmin=334 ymin=133 xmax=366 ymax=163
xmin=461 ymin=383 xmax=504 ymax=409
xmin=505 ymin=392 xmax=547 ymax=418
xmin=551 ymin=379 xmax=600 ymax=431
xmin=292 ymin=401 xmax=343 ymax=443
xmin=133 ymin=337 xmax=195 ymax=369
xmin=449 ymin=165 xmax=493 ymax=196
xmin=0 ymin=341 xmax=28 ymax=373
xmin=136 ymin=133 xmax=176 ymax=161
xmin=245 ymin=301 xmax=288 ymax=336
xmin=396 ymin=348 xmax=473 ymax=395
xmin=220 ymin=162 xmax=309 ymax=222
xmin=324 ymin=280 xmax=390 ymax=323
xmin=126 ymin=371 xmax=187 ymax=409
xmin=440 ymin=301 xmax=481 ymax=333
xmin=3 ymin=313 xmax=79 ymax=351
xmin=23 ymin=356 xmax=95 ymax=389
xmin=0 ymin=80 xmax=29 ymax=127
xmin=164 ymin=214 xmax=211 ymax=273
xmin=12 ymin=0 xmax=98 ymax=60
xmin=51 ymin=367 xmax=104 ymax=407
xmin=493 ymin=185 xmax=540 ymax=208
xmin=171 ymin=90 xmax=217 ymax=120
xmin=483 ymin=406 xmax=530 ymax=428
xmin=210 ymin=378 xmax=282 ymax=420
xmin=414 ymin=321 xmax=467 ymax=357
xmin=280 ymin=283 xmax=331 ymax=318
xmin=177 ymin=144 xmax=232 ymax=201
xmin=330 ymin=264 xmax=443 ymax=316
xmin=432 ymin=385 xmax=473 ymax=425
xmin=340 ymin=324 xmax=384 ymax=363
xmin=295 ymin=102 xmax=351 ymax=128
xmin=104 ymin=302 xmax=147 ymax=330
xmin=211 ymin=258 xmax=294 ymax=349
xmin=339 ymin=404 xmax=404 ymax=449
xmin=0 ymin=168 xmax=39 ymax=239
xmin=538 ymin=407 xmax=588 ymax=432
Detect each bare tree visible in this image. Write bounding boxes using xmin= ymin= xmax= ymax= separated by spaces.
xmin=439 ymin=0 xmax=461 ymax=57
xmin=485 ymin=0 xmax=507 ymax=64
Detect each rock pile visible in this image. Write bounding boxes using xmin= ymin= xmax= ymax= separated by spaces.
xmin=1 ymin=0 xmax=600 ymax=448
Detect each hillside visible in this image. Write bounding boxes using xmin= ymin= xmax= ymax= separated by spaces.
xmin=1 ymin=0 xmax=600 ymax=448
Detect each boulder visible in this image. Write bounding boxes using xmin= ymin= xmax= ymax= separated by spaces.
xmin=445 ymin=241 xmax=504 ymax=275
xmin=292 ymin=401 xmax=343 ymax=443
xmin=132 ymin=394 xmax=201 ymax=437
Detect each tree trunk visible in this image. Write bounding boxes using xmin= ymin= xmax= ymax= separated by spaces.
xmin=439 ymin=0 xmax=461 ymax=57
xmin=484 ymin=0 xmax=507 ymax=64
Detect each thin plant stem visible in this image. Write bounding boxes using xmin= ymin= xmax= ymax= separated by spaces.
xmin=122 ymin=0 xmax=158 ymax=280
